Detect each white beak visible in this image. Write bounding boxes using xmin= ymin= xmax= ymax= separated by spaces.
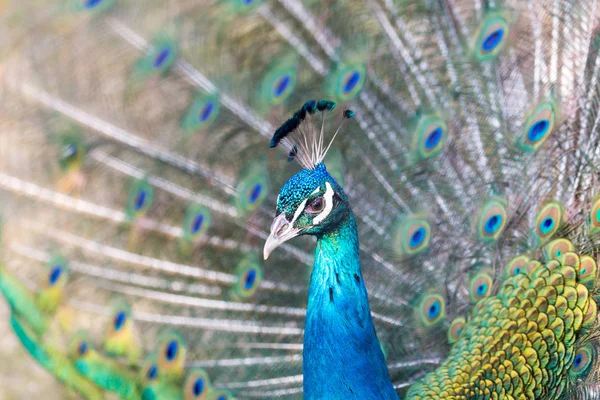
xmin=263 ymin=213 xmax=301 ymax=260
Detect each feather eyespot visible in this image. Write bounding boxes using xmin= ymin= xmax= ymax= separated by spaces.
xmin=234 ymin=258 xmax=263 ymax=298
xmin=149 ymin=43 xmax=177 ymax=73
xmin=191 ymin=214 xmax=204 ymax=234
xmin=579 ymin=256 xmax=597 ymax=291
xmin=259 ymin=59 xmax=297 ymax=106
xmin=209 ymin=390 xmax=232 ymax=400
xmin=84 ymin=0 xmax=103 ymax=8
xmin=570 ymin=346 xmax=593 ymax=377
xmin=165 ymin=340 xmax=178 ymax=361
xmin=393 ymin=215 xmax=432 ymax=257
xmin=126 ymin=178 xmax=153 ymax=219
xmin=147 ymin=364 xmax=158 ymax=380
xmin=543 ymin=238 xmax=574 ymax=261
xmin=69 ymin=332 xmax=93 ymax=359
xmin=48 ymin=266 xmax=63 ymax=286
xmin=248 ymin=184 xmax=262 ymax=204
xmin=158 ymin=331 xmax=186 ymax=376
xmin=181 ymin=94 xmax=221 ymax=135
xmin=274 ymin=75 xmax=291 ymax=98
xmin=131 ymin=38 xmax=178 ymax=80
xmin=113 ymin=311 xmax=127 ymax=331
xmin=43 ymin=255 xmax=69 ymax=289
xmin=474 ymin=15 xmax=509 ymax=60
xmin=193 ymin=378 xmax=204 ymax=396
xmin=505 ymin=255 xmax=530 ymax=277
xmin=448 ymin=317 xmax=466 ymax=344
xmin=469 ymin=272 xmax=493 ymax=302
xmin=409 ymin=227 xmax=426 ymax=248
xmin=343 ymin=71 xmax=361 ymax=94
xmin=198 ymin=102 xmax=215 ymax=122
xmin=234 ymin=0 xmax=262 ymax=12
xmin=418 ymin=294 xmax=445 ymax=326
xmin=535 ymin=202 xmax=563 ymax=242
xmin=78 ymin=341 xmax=89 ymax=356
xmin=476 ymin=199 xmax=507 ymax=241
xmin=57 ymin=134 xmax=85 ymax=172
xmin=61 ymin=143 xmax=78 ymax=165
xmin=482 ymin=29 xmax=504 ymax=52
xmin=328 ymin=63 xmax=366 ymax=101
xmin=590 ymin=195 xmax=600 ymax=233
xmin=244 ymin=269 xmax=257 ymax=290
xmin=236 ymin=167 xmax=269 ymax=214
xmin=413 ymin=115 xmax=447 ymax=159
xmin=519 ymin=102 xmax=557 ymax=152
xmin=153 ymin=48 xmax=171 ymax=68
xmin=184 ymin=369 xmax=211 ymax=400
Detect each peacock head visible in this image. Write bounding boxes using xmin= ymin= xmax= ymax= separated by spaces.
xmin=264 ymin=100 xmax=354 ymax=260
xmin=264 ymin=163 xmax=349 ymax=259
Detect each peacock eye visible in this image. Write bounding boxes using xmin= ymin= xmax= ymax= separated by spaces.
xmin=306 ymin=196 xmax=325 ymax=213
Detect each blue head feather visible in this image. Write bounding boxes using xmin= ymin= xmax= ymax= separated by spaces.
xmin=276 ymin=163 xmax=349 ymax=237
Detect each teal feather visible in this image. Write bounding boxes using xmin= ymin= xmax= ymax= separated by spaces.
xmin=1 ymin=0 xmax=600 ymax=399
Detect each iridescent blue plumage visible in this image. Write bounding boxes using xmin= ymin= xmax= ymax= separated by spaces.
xmin=269 ymin=164 xmax=398 ymax=399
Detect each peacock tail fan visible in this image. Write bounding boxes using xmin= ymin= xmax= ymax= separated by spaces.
xmin=0 ymin=0 xmax=599 ymax=398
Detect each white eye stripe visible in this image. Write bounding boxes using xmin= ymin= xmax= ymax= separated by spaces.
xmin=311 ymin=187 xmax=321 ymax=195
xmin=313 ymin=182 xmax=334 ymax=225
xmin=291 ymin=199 xmax=308 ymax=224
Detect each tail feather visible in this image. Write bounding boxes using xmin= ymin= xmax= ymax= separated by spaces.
xmin=1 ymin=0 xmax=600 ymax=398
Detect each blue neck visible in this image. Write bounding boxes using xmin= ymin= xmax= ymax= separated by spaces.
xmin=303 ymin=214 xmax=399 ymax=400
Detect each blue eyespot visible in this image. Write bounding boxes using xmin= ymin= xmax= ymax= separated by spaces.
xmin=248 ymin=184 xmax=262 ymax=204
xmin=49 ymin=266 xmax=63 ymax=285
xmin=244 ymin=269 xmax=257 ymax=290
xmin=114 ymin=311 xmax=127 ymax=331
xmin=482 ymin=29 xmax=504 ymax=53
xmin=147 ymin=364 xmax=158 ymax=380
xmin=63 ymin=144 xmax=78 ymax=159
xmin=555 ymin=250 xmax=562 ymax=257
xmin=343 ymin=71 xmax=361 ymax=94
xmin=571 ymin=348 xmax=592 ymax=373
xmin=456 ymin=328 xmax=462 ymax=335
xmin=135 ymin=190 xmax=147 ymax=211
xmin=199 ymin=102 xmax=214 ymax=122
xmin=274 ymin=75 xmax=291 ymax=98
xmin=243 ymin=0 xmax=253 ymax=4
xmin=78 ymin=341 xmax=88 ymax=356
xmin=165 ymin=340 xmax=178 ymax=361
xmin=484 ymin=214 xmax=503 ymax=234
xmin=191 ymin=214 xmax=204 ymax=235
xmin=527 ymin=120 xmax=549 ymax=143
xmin=513 ymin=267 xmax=521 ymax=275
xmin=428 ymin=301 xmax=440 ymax=319
xmin=409 ymin=227 xmax=426 ymax=248
xmin=424 ymin=127 xmax=443 ymax=150
xmin=153 ymin=49 xmax=171 ymax=68
xmin=477 ymin=283 xmax=488 ymax=296
xmin=193 ymin=378 xmax=204 ymax=396
xmin=84 ymin=0 xmax=103 ymax=8
xmin=218 ymin=397 xmax=227 ymax=400
xmin=540 ymin=217 xmax=555 ymax=234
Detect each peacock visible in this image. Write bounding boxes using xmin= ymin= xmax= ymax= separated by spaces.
xmin=1 ymin=0 xmax=600 ymax=398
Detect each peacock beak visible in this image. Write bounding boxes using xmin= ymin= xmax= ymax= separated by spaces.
xmin=264 ymin=213 xmax=301 ymax=260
